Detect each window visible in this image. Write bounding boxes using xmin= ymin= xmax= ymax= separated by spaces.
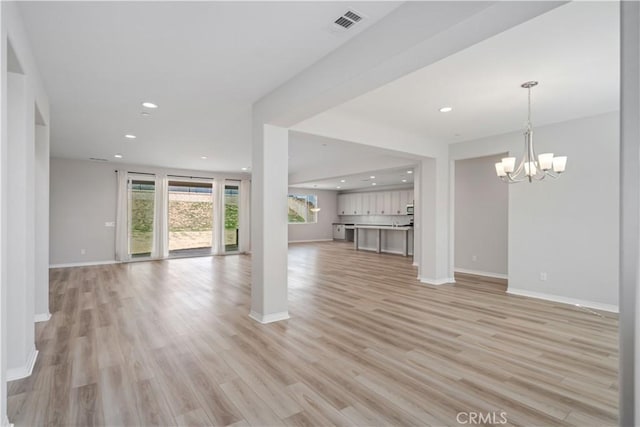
xmin=288 ymin=194 xmax=318 ymax=224
xmin=168 ymin=181 xmax=213 ymax=256
xmin=128 ymin=179 xmax=155 ymax=258
xmin=225 ymin=184 xmax=240 ymax=252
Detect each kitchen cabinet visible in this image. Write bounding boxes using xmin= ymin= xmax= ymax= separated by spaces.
xmin=337 ymin=189 xmax=414 ymax=216
xmin=333 ymin=224 xmax=346 ymax=240
xmin=352 ymin=193 xmax=363 ymax=215
xmin=338 ymin=194 xmax=348 ymax=215
xmin=390 ymin=192 xmax=402 ymax=215
xmin=363 ymin=192 xmax=376 ymax=215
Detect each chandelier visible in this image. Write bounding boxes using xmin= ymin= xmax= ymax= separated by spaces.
xmin=495 ymin=81 xmax=567 ymax=183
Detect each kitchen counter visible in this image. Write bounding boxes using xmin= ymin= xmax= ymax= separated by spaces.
xmin=353 ymin=225 xmax=413 ymax=257
xmin=355 ymin=225 xmax=412 ymax=231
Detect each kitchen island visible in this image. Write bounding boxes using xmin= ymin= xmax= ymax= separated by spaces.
xmin=350 ymin=224 xmax=413 ymax=257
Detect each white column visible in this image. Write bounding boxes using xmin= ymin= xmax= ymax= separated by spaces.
xmin=412 ymin=165 xmax=420 ymax=268
xmin=418 ymin=156 xmax=453 ymax=285
xmin=620 ymin=1 xmax=640 ymax=424
xmin=34 ymin=123 xmax=50 ymax=321
xmin=250 ymin=124 xmax=289 ymax=323
xmin=0 ymin=5 xmax=7 ymax=423
xmin=6 ymin=72 xmax=37 ymax=380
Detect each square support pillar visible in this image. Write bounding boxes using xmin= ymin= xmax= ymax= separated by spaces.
xmin=6 ymin=72 xmax=37 ymax=380
xmin=418 ymin=157 xmax=453 ymax=285
xmin=250 ymin=124 xmax=290 ymax=324
xmin=620 ymin=1 xmax=640 ymax=424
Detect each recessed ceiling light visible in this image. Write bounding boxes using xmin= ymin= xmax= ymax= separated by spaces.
xmin=407 ymin=170 xmax=413 ymax=174
xmin=402 ymin=179 xmax=407 ymax=183
xmin=125 ymin=134 xmax=136 ymax=139
xmin=370 ymin=175 xmax=375 ymax=179
xmin=371 ymin=182 xmax=377 ymax=186
xmin=336 ymin=186 xmax=341 ymax=189
xmin=201 ymin=156 xmax=207 ymax=160
xmin=439 ymin=106 xmax=453 ymax=113
xmin=142 ymin=102 xmax=158 ymax=109
xmin=114 ymin=153 xmax=123 ymax=159
xmin=141 ymin=112 xmax=152 ymax=117
xmin=340 ymin=179 xmax=346 ymax=183
xmin=241 ymin=167 xmax=248 ymax=171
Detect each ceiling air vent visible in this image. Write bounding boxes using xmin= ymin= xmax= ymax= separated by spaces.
xmin=89 ymin=157 xmax=108 ymax=162
xmin=332 ymin=9 xmax=364 ymax=31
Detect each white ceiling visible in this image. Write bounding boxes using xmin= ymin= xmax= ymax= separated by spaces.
xmin=290 ymin=165 xmax=415 ymax=192
xmin=288 ymin=131 xmax=418 ymax=188
xmin=327 ymin=1 xmax=619 ymax=145
xmin=18 ymin=1 xmax=402 ymax=172
xmin=19 ymin=1 xmax=620 ymax=183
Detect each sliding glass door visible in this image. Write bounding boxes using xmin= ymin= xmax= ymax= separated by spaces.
xmin=168 ymin=181 xmax=213 ymax=256
xmin=128 ymin=178 xmax=155 ymax=258
xmin=225 ymin=183 xmax=239 ymax=252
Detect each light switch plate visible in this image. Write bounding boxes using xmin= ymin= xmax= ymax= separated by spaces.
xmin=105 ymin=221 xmax=115 ymax=227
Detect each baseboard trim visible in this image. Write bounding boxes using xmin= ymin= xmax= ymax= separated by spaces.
xmin=50 ymin=260 xmax=118 ymax=268
xmin=419 ymin=277 xmax=456 ymax=286
xmin=7 ymin=348 xmax=38 ymax=381
xmin=288 ymin=239 xmax=333 ymax=243
xmin=249 ymin=310 xmax=290 ymax=324
xmin=34 ymin=312 xmax=51 ymax=323
xmin=507 ymin=288 xmax=619 ymax=313
xmin=455 ymin=268 xmax=508 ymax=280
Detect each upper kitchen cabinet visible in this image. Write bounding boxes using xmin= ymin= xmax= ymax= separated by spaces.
xmin=338 ymin=194 xmax=348 ymax=215
xmin=337 ymin=189 xmax=413 ymax=216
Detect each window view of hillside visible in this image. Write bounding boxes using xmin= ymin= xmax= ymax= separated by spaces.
xmin=130 ymin=180 xmax=155 ymax=257
xmin=288 ymin=194 xmax=318 ymax=224
xmin=168 ymin=182 xmax=213 ymax=254
xmin=129 ymin=180 xmax=241 ymax=256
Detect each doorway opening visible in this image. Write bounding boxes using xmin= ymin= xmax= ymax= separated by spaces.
xmin=168 ymin=181 xmax=213 ymax=257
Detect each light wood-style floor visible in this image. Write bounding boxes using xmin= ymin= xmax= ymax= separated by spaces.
xmin=8 ymin=241 xmax=618 ymax=426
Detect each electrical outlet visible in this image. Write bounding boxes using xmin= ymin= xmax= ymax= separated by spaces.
xmin=80 ymin=249 xmax=86 ymax=255
xmin=472 ymin=255 xmax=477 ymax=262
xmin=540 ymin=272 xmax=547 ymax=281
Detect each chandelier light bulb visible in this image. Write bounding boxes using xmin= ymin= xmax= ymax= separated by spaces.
xmin=553 ymin=156 xmax=567 ymax=173
xmin=538 ymin=153 xmax=554 ymax=171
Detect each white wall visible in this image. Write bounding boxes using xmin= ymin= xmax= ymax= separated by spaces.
xmin=1 ymin=2 xmax=51 ymax=423
xmin=451 ymin=112 xmax=619 ymax=310
xmin=50 ymin=158 xmax=250 ymax=266
xmin=50 ymin=158 xmax=117 ymax=265
xmin=287 ymin=188 xmax=337 ymax=242
xmin=454 ymin=154 xmax=508 ymax=277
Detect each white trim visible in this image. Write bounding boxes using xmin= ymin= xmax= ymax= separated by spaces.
xmin=419 ymin=277 xmax=456 ymax=286
xmin=49 ymin=260 xmax=118 ymax=268
xmin=249 ymin=310 xmax=290 ymax=324
xmin=7 ymin=348 xmax=38 ymax=381
xmin=2 ymin=415 xmax=13 ymax=427
xmin=507 ymin=288 xmax=619 ymax=313
xmin=288 ymin=239 xmax=333 ymax=243
xmin=454 ymin=268 xmax=508 ymax=280
xmin=34 ymin=312 xmax=51 ymax=323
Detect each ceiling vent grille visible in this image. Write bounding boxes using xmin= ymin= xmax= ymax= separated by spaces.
xmin=332 ymin=9 xmax=364 ymax=31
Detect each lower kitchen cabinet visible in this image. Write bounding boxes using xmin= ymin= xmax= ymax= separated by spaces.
xmin=333 ymin=224 xmax=346 ymax=240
